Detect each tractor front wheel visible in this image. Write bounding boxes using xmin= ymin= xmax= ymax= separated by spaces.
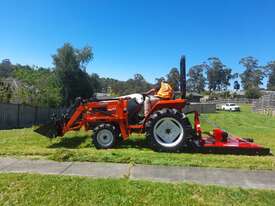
xmin=92 ymin=123 xmax=118 ymax=149
xmin=145 ymin=109 xmax=192 ymax=152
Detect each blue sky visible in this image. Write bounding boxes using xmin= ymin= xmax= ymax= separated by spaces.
xmin=0 ymin=0 xmax=275 ymax=86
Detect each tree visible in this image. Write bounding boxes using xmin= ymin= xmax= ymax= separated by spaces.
xmin=245 ymin=88 xmax=262 ymax=99
xmin=0 ymin=59 xmax=13 ymax=78
xmin=239 ymin=57 xmax=264 ymax=90
xmin=206 ymin=57 xmax=236 ymax=92
xmin=52 ymin=43 xmax=94 ymax=106
xmin=76 ymin=46 xmax=93 ymax=72
xmin=12 ymin=65 xmax=62 ymax=106
xmin=233 ymin=80 xmax=240 ymax=91
xmin=167 ymin=68 xmax=180 ymax=91
xmin=155 ymin=77 xmax=165 ymax=85
xmin=222 ymin=68 xmax=238 ymax=90
xmin=265 ymin=61 xmax=275 ymax=91
xmin=124 ymin=73 xmax=151 ymax=94
xmin=99 ymin=77 xmax=125 ymax=96
xmin=90 ymin=73 xmax=102 ymax=93
xmin=99 ymin=74 xmax=152 ymax=96
xmin=0 ymin=59 xmax=13 ymax=103
xmin=186 ymin=64 xmax=206 ymax=93
xmin=0 ymin=81 xmax=12 ymax=103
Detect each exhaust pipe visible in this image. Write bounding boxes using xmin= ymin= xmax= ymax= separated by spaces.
xmin=180 ymin=55 xmax=186 ymax=99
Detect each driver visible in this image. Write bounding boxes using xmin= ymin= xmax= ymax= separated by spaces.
xmin=143 ymin=81 xmax=173 ymax=116
xmin=120 ymin=81 xmax=173 ymax=117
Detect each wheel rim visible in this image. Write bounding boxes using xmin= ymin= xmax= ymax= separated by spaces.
xmin=96 ymin=129 xmax=114 ymax=147
xmin=153 ymin=117 xmax=184 ymax=147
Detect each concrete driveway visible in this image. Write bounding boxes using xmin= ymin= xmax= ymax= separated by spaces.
xmin=1 ymin=157 xmax=275 ymax=190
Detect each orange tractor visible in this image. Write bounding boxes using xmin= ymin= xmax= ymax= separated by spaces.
xmin=35 ymin=56 xmax=270 ymax=155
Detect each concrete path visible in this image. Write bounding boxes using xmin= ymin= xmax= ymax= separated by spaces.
xmin=1 ymin=157 xmax=275 ymax=190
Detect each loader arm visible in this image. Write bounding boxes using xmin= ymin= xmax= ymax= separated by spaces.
xmin=62 ymin=105 xmax=86 ymax=135
xmin=34 ymin=101 xmax=87 ymax=139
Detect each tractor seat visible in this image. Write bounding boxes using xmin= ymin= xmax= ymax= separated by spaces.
xmin=127 ymin=98 xmax=143 ymax=124
xmin=119 ymin=93 xmax=144 ymax=124
xmin=127 ymin=98 xmax=143 ymax=116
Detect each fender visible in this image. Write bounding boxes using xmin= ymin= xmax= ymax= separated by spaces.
xmin=144 ymin=98 xmax=187 ymax=121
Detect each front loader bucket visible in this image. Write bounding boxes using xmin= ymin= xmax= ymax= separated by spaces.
xmin=35 ymin=97 xmax=83 ymax=138
xmin=34 ymin=120 xmax=63 ymax=138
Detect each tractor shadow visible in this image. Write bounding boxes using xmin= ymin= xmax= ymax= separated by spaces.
xmin=117 ymin=138 xmax=150 ymax=149
xmin=47 ymin=135 xmax=150 ymax=150
xmin=47 ymin=135 xmax=271 ymax=155
xmin=48 ymin=135 xmax=173 ymax=151
xmin=48 ymin=135 xmax=89 ymax=149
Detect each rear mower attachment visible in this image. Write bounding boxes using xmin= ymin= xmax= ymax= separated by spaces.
xmin=190 ymin=111 xmax=271 ymax=156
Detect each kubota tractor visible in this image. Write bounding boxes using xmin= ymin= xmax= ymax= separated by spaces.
xmin=35 ymin=56 xmax=270 ymax=155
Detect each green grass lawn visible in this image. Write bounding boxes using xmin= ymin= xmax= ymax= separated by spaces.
xmin=0 ymin=104 xmax=275 ymax=170
xmin=0 ymin=173 xmax=274 ymax=206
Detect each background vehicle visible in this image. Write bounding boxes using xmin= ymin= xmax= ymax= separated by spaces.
xmin=221 ymin=103 xmax=240 ymax=111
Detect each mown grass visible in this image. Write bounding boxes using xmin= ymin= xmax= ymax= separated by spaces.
xmin=0 ymin=105 xmax=275 ymax=170
xmin=0 ymin=173 xmax=275 ymax=206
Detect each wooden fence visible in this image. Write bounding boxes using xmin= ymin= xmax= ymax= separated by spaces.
xmin=206 ymin=98 xmax=257 ymax=105
xmin=0 ymin=102 xmax=216 ymax=130
xmin=252 ymin=93 xmax=275 ymax=116
xmin=183 ymin=103 xmax=216 ymax=113
xmin=0 ymin=103 xmax=61 ymax=130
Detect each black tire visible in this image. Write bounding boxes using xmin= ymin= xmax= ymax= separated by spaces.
xmin=145 ymin=108 xmax=193 ymax=152
xmin=92 ymin=123 xmax=118 ymax=149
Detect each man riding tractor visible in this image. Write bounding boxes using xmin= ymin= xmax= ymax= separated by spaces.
xmin=121 ymin=81 xmax=174 ymax=120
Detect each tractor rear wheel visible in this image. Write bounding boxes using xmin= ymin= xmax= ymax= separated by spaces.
xmin=92 ymin=123 xmax=118 ymax=149
xmin=145 ymin=109 xmax=192 ymax=152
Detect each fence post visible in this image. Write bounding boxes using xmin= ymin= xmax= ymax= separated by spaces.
xmin=48 ymin=107 xmax=51 ymax=121
xmin=34 ymin=106 xmax=38 ymax=125
xmin=17 ymin=104 xmax=20 ymax=128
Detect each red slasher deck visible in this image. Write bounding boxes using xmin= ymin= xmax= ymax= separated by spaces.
xmin=192 ymin=112 xmax=271 ymax=155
